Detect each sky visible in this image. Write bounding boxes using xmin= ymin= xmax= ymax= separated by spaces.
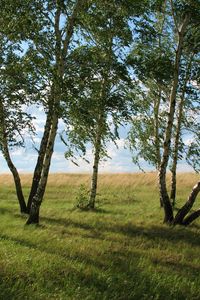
xmin=0 ymin=105 xmax=194 ymax=174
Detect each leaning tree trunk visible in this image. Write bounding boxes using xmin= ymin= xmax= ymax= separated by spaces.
xmin=182 ymin=208 xmax=200 ymax=226
xmin=88 ymin=125 xmax=102 ymax=209
xmin=0 ymin=100 xmax=27 ymax=213
xmin=26 ymin=114 xmax=58 ymax=224
xmin=170 ymin=55 xmax=193 ymax=206
xmin=158 ymin=14 xmax=189 ymax=223
xmin=2 ymin=144 xmax=27 ymax=213
xmin=27 ymin=107 xmax=52 ymax=212
xmin=173 ymin=181 xmax=200 ymax=225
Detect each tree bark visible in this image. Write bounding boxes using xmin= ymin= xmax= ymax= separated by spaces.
xmin=88 ymin=121 xmax=102 ymax=209
xmin=173 ymin=181 xmax=200 ymax=225
xmin=153 ymin=89 xmax=162 ymax=207
xmin=0 ymin=100 xmax=27 ymax=213
xmin=26 ymin=114 xmax=58 ymax=224
xmin=156 ymin=4 xmax=167 ymax=208
xmin=3 ymin=145 xmax=27 ymax=213
xmin=170 ymin=55 xmax=193 ymax=205
xmin=158 ymin=13 xmax=190 ymax=223
xmin=154 ymin=89 xmax=162 ymax=170
xmin=170 ymin=96 xmax=184 ymax=205
xmin=27 ymin=107 xmax=52 ymax=212
xmin=182 ymin=209 xmax=200 ymax=226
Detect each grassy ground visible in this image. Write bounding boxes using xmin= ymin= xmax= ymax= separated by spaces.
xmin=0 ymin=172 xmax=200 ymax=300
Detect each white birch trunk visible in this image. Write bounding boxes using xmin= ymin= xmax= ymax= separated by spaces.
xmin=158 ymin=13 xmax=190 ymax=223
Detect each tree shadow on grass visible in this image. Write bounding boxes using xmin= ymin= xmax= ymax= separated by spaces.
xmin=0 ymin=207 xmax=28 ymax=218
xmin=72 ymin=206 xmax=114 ymax=214
xmin=152 ymin=257 xmax=200 ymax=277
xmin=2 ymin=205 xmax=200 ymax=249
xmin=0 ymin=232 xmax=142 ymax=297
xmin=40 ymin=215 xmax=200 ymax=248
xmin=0 ymin=207 xmax=16 ymax=215
xmin=189 ymin=223 xmax=200 ymax=230
xmin=41 ymin=216 xmax=94 ymax=231
xmin=111 ymin=222 xmax=200 ymax=247
xmin=0 ymin=232 xmax=195 ymax=300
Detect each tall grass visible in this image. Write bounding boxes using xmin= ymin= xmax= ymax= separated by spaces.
xmin=0 ymin=173 xmax=200 ymax=299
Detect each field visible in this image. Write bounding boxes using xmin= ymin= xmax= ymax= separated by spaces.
xmin=0 ymin=172 xmax=200 ymax=300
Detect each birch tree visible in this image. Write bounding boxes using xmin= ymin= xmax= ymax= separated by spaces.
xmin=60 ymin=0 xmax=149 ymax=209
xmin=127 ymin=0 xmax=173 ymax=209
xmin=158 ymin=0 xmax=200 ymax=223
xmin=62 ymin=45 xmax=132 ymax=209
xmin=26 ymin=0 xmax=89 ymax=224
xmin=128 ymin=0 xmax=173 ymax=169
xmin=128 ymin=0 xmax=200 ymax=225
xmin=170 ymin=51 xmax=200 ymax=205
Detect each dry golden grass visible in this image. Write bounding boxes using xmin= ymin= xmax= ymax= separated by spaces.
xmin=0 ymin=172 xmax=199 ymax=189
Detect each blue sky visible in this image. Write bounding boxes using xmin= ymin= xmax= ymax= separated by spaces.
xmin=0 ymin=105 xmax=194 ymax=174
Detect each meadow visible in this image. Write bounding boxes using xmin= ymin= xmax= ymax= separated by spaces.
xmin=0 ymin=172 xmax=200 ymax=300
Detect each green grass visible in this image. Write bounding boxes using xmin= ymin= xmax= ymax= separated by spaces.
xmin=0 ymin=173 xmax=200 ymax=300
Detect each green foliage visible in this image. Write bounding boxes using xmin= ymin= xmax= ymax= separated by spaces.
xmin=75 ymin=184 xmax=90 ymax=209
xmin=186 ymin=136 xmax=200 ymax=173
xmin=127 ymin=44 xmax=173 ymax=84
xmin=61 ymin=41 xmax=134 ymax=164
xmin=173 ymin=0 xmax=200 ymax=21
xmin=127 ymin=0 xmax=200 ymax=173
xmin=0 ymin=38 xmax=35 ymax=149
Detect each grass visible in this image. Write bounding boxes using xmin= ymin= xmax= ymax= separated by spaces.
xmin=0 ymin=172 xmax=200 ymax=300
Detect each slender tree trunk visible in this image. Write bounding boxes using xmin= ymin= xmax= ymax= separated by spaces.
xmin=87 ymin=48 xmax=109 ymax=210
xmin=170 ymin=55 xmax=193 ymax=205
xmin=88 ymin=126 xmax=102 ymax=209
xmin=27 ymin=108 xmax=52 ymax=212
xmin=170 ymin=99 xmax=183 ymax=205
xmin=156 ymin=3 xmax=167 ymax=208
xmin=154 ymin=89 xmax=162 ymax=207
xmin=158 ymin=14 xmax=189 ymax=223
xmin=2 ymin=145 xmax=27 ymax=213
xmin=0 ymin=100 xmax=27 ymax=213
xmin=173 ymin=182 xmax=200 ymax=225
xmin=170 ymin=98 xmax=183 ymax=206
xmin=26 ymin=114 xmax=58 ymax=224
xmin=170 ymin=168 xmax=176 ymax=206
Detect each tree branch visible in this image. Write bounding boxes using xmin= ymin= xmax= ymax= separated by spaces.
xmin=173 ymin=181 xmax=200 ymax=225
xmin=62 ymin=0 xmax=85 ymax=59
xmin=182 ymin=209 xmax=200 ymax=226
xmin=170 ymin=0 xmax=179 ymax=33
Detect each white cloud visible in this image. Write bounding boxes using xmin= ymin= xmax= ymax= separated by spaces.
xmin=177 ymin=162 xmax=193 ymax=172
xmin=184 ymin=138 xmax=194 ymax=146
xmin=10 ymin=148 xmax=25 ymax=156
xmin=0 ymin=105 xmax=196 ymax=174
